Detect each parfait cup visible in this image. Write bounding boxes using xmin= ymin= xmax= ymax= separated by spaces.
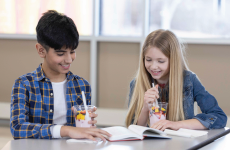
xmin=73 ymin=105 xmax=95 ymax=127
xmin=148 ymin=102 xmax=168 ymax=127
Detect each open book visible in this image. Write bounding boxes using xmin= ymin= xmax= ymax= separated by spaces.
xmin=164 ymin=128 xmax=208 ymax=138
xmin=101 ymin=125 xmax=171 ymax=142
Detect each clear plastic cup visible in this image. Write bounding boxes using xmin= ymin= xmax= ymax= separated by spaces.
xmin=148 ymin=102 xmax=168 ymax=127
xmin=73 ymin=105 xmax=95 ymax=127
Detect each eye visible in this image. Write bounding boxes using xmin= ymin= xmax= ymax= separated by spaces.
xmin=70 ymin=50 xmax=76 ymax=54
xmin=159 ymin=61 xmax=165 ymax=63
xmin=145 ymin=59 xmax=151 ymax=62
xmin=57 ymin=53 xmax=64 ymax=56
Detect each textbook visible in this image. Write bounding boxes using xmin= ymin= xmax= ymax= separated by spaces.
xmin=101 ymin=125 xmax=171 ymax=142
xmin=164 ymin=128 xmax=208 ymax=138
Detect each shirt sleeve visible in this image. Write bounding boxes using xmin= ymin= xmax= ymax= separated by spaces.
xmin=191 ymin=74 xmax=227 ymax=129
xmin=50 ymin=125 xmax=63 ymax=138
xmin=85 ymin=81 xmax=91 ymax=105
xmin=128 ymin=79 xmax=135 ymax=107
xmin=128 ymin=79 xmax=136 ymax=125
xmin=10 ymin=79 xmax=53 ymax=139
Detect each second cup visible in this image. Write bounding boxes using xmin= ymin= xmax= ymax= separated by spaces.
xmin=73 ymin=105 xmax=95 ymax=127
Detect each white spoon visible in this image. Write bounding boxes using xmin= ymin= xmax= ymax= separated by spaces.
xmin=81 ymin=91 xmax=90 ymax=119
xmin=152 ymin=82 xmax=159 ymax=108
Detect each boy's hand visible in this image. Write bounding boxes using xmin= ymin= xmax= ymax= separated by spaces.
xmin=89 ymin=107 xmax=97 ymax=127
xmin=61 ymin=126 xmax=111 ymax=142
xmin=71 ymin=106 xmax=98 ymax=127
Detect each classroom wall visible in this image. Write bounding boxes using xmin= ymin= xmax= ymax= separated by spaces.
xmin=0 ymin=39 xmax=230 ymax=116
xmin=186 ymin=44 xmax=230 ymax=115
xmin=0 ymin=39 xmax=90 ymax=103
xmin=97 ymin=42 xmax=140 ymax=108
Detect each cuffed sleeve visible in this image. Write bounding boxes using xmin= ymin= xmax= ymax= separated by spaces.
xmin=10 ymin=79 xmax=53 ymax=139
xmin=192 ymin=74 xmax=227 ymax=129
xmin=50 ymin=125 xmax=63 ymax=138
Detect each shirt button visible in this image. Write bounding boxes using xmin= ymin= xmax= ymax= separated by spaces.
xmin=50 ymin=109 xmax=53 ymax=113
xmin=45 ymin=79 xmax=48 ymax=81
xmin=50 ymin=93 xmax=53 ymax=96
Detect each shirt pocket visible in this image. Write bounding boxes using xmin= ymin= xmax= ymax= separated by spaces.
xmin=75 ymin=94 xmax=83 ymax=105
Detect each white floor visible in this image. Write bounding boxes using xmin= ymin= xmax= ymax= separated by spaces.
xmin=0 ymin=126 xmax=13 ymax=149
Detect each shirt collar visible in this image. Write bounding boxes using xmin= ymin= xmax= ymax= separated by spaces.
xmin=33 ymin=63 xmax=75 ymax=81
xmin=33 ymin=63 xmax=46 ymax=81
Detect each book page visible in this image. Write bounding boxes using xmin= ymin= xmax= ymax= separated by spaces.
xmin=164 ymin=129 xmax=192 ymax=138
xmin=101 ymin=126 xmax=143 ymax=141
xmin=164 ymin=128 xmax=208 ymax=138
xmin=178 ymin=128 xmax=208 ymax=137
xmin=128 ymin=125 xmax=165 ymax=136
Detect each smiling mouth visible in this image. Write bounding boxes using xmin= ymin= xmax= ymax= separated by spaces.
xmin=60 ymin=64 xmax=70 ymax=69
xmin=61 ymin=64 xmax=69 ymax=67
xmin=151 ymin=71 xmax=161 ymax=75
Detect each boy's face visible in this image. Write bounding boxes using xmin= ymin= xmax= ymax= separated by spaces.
xmin=41 ymin=46 xmax=76 ymax=77
xmin=144 ymin=46 xmax=170 ymax=84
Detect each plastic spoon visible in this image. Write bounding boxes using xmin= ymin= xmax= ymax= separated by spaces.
xmin=152 ymin=82 xmax=159 ymax=108
xmin=81 ymin=91 xmax=90 ymax=120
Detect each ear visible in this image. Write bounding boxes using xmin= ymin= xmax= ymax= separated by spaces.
xmin=36 ymin=43 xmax=46 ymax=58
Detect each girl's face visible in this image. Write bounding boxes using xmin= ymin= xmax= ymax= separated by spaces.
xmin=144 ymin=47 xmax=170 ymax=84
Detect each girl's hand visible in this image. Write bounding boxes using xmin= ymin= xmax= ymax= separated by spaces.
xmin=143 ymin=85 xmax=159 ymax=111
xmin=150 ymin=120 xmax=180 ymax=131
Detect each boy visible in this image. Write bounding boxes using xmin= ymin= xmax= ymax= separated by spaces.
xmin=10 ymin=10 xmax=110 ymax=141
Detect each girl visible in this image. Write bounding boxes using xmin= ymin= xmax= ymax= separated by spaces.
xmin=126 ymin=29 xmax=227 ymax=131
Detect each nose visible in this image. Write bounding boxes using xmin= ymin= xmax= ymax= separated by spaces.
xmin=150 ymin=61 xmax=158 ymax=70
xmin=65 ymin=53 xmax=73 ymax=64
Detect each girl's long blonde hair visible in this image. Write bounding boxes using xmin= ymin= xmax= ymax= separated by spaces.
xmin=126 ymin=29 xmax=189 ymax=127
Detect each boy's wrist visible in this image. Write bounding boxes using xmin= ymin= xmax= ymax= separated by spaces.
xmin=60 ymin=126 xmax=70 ymax=137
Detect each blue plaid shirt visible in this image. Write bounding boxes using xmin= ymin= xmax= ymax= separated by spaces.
xmin=10 ymin=64 xmax=91 ymax=139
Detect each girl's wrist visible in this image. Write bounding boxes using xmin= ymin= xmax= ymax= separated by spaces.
xmin=176 ymin=121 xmax=183 ymax=130
xmin=142 ymin=106 xmax=149 ymax=113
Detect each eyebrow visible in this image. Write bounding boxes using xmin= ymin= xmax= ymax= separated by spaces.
xmin=55 ymin=50 xmax=66 ymax=52
xmin=145 ymin=56 xmax=166 ymax=60
xmin=55 ymin=49 xmax=75 ymax=52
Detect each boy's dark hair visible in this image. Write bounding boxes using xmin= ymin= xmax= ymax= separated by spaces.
xmin=36 ymin=10 xmax=79 ymax=51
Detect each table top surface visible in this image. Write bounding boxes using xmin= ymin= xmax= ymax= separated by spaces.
xmin=2 ymin=127 xmax=230 ymax=150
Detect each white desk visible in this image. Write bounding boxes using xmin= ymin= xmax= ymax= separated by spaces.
xmin=199 ymin=128 xmax=230 ymax=150
xmin=2 ymin=127 xmax=229 ymax=150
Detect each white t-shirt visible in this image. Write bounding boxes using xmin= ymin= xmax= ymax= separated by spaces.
xmin=50 ymin=79 xmax=67 ymax=138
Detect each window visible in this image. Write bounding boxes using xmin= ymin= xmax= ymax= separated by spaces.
xmin=100 ymin=0 xmax=142 ymax=36
xmin=0 ymin=0 xmax=92 ymax=35
xmin=149 ymin=0 xmax=230 ymax=38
